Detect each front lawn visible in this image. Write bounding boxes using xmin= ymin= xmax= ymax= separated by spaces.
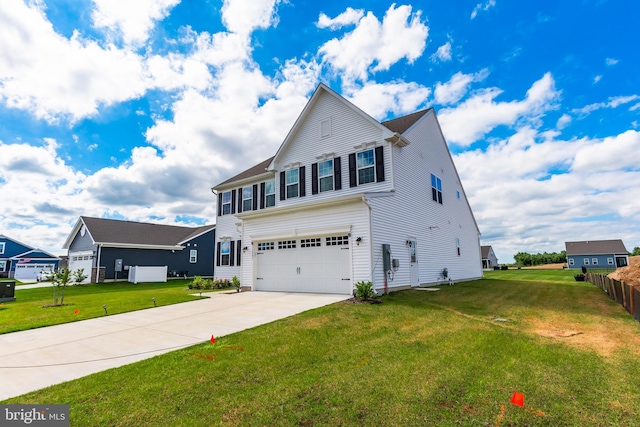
xmin=4 ymin=272 xmax=640 ymax=426
xmin=0 ymin=280 xmax=203 ymax=334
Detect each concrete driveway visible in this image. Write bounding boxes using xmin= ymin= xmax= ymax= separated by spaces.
xmin=0 ymin=291 xmax=349 ymax=401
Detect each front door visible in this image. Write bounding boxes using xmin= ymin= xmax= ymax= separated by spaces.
xmin=408 ymin=238 xmax=419 ymax=287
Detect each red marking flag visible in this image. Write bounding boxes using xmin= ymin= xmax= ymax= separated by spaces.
xmin=510 ymin=391 xmax=524 ymax=407
xmin=210 ymin=335 xmax=216 ymax=344
xmin=74 ymin=309 xmax=79 ymax=315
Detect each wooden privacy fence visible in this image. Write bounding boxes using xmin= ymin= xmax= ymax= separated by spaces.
xmin=585 ymin=273 xmax=640 ymax=322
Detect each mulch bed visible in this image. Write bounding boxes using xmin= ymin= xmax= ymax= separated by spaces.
xmin=344 ymin=297 xmax=382 ymax=304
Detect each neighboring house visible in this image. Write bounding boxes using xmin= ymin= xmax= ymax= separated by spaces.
xmin=62 ymin=217 xmax=215 ymax=283
xmin=0 ymin=235 xmax=59 ymax=281
xmin=211 ymin=83 xmax=482 ymax=295
xmin=481 ymin=245 xmax=499 ymax=270
xmin=565 ymin=239 xmax=629 ymax=269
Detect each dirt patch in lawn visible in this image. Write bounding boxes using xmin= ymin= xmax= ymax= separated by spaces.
xmin=608 ymin=256 xmax=640 ymax=287
xmin=530 ymin=315 xmax=640 ymax=358
xmin=524 ymin=263 xmax=566 ymax=269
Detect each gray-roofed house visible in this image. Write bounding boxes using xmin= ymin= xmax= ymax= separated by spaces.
xmin=211 ymin=83 xmax=482 ymax=295
xmin=481 ymin=245 xmax=499 ymax=270
xmin=565 ymin=239 xmax=629 ymax=269
xmin=62 ymin=216 xmax=215 ymax=283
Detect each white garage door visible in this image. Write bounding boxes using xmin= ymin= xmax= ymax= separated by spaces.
xmin=255 ymin=235 xmax=352 ymax=294
xmin=14 ymin=263 xmax=56 ymax=281
xmin=68 ymin=252 xmax=93 ymax=284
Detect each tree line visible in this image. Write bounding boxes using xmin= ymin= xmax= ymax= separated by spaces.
xmin=513 ymin=251 xmax=567 ymax=267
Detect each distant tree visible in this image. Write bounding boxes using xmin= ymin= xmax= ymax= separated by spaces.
xmin=631 ymin=247 xmax=640 ymax=256
xmin=49 ymin=268 xmax=88 ymax=306
xmin=513 ymin=250 xmax=567 ymax=267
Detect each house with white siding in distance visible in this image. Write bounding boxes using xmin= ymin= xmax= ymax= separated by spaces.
xmin=212 ymin=83 xmax=482 ymax=295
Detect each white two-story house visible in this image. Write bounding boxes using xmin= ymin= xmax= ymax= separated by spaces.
xmin=212 ymin=83 xmax=482 ymax=295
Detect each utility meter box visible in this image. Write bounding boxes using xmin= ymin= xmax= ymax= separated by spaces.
xmin=382 ymin=244 xmax=391 ymax=272
xmin=114 ymin=259 xmax=123 ymax=272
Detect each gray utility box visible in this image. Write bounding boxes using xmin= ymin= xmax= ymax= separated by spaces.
xmin=0 ymin=281 xmax=16 ymax=302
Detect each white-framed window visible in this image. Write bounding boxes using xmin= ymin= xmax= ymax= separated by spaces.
xmin=222 ymin=191 xmax=232 ymax=215
xmin=0 ymin=242 xmax=4 ymax=254
xmin=456 ymin=237 xmax=461 ymax=256
xmin=221 ymin=241 xmax=231 ymax=266
xmin=242 ymin=187 xmax=253 ymax=212
xmin=189 ymin=250 xmax=197 ymax=263
xmin=286 ymin=169 xmax=299 ymax=199
xmin=319 ymin=159 xmax=334 ymax=192
xmin=607 ymin=257 xmax=614 ymax=265
xmin=301 ymin=238 xmax=321 ymax=248
xmin=569 ymin=258 xmax=575 ymax=266
xmin=258 ymin=242 xmax=274 ymax=251
xmin=0 ymin=260 xmax=5 ymax=271
xmin=278 ymin=240 xmax=297 ymax=249
xmin=265 ymin=180 xmax=276 ymax=208
xmin=326 ymin=236 xmax=349 ymax=246
xmin=592 ymin=258 xmax=598 ymax=265
xmin=357 ymin=149 xmax=375 ymax=185
xmin=583 ymin=258 xmax=590 ymax=265
xmin=431 ymin=174 xmax=443 ymax=204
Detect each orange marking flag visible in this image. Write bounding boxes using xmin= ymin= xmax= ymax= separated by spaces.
xmin=510 ymin=391 xmax=524 ymax=407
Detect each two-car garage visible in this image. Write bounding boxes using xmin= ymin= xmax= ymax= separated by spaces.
xmin=254 ymin=235 xmax=352 ymax=294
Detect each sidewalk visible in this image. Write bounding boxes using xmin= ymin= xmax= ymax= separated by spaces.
xmin=0 ymin=291 xmax=349 ymax=401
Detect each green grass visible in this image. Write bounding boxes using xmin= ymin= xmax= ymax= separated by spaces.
xmin=0 ymin=280 xmax=204 ymax=334
xmin=4 ymin=271 xmax=640 ymax=426
xmin=483 ymin=268 xmax=577 ymax=282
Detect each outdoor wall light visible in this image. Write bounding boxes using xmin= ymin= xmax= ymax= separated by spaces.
xmin=356 ymin=237 xmax=362 ymax=245
xmin=243 ymin=246 xmax=249 ymax=253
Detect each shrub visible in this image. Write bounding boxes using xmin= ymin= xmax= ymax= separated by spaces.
xmin=354 ymin=281 xmax=374 ymax=300
xmin=231 ymin=276 xmax=241 ymax=291
xmin=191 ymin=276 xmax=209 ymax=290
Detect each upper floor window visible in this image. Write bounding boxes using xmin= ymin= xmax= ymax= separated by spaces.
xmin=357 ymin=149 xmax=375 ymax=185
xmin=456 ymin=237 xmax=461 ymax=256
xmin=189 ymin=250 xmax=197 ymax=263
xmin=242 ymin=187 xmax=253 ymax=212
xmin=222 ymin=191 xmax=232 ymax=215
xmin=0 ymin=242 xmax=4 ymax=254
xmin=431 ymin=174 xmax=443 ymax=204
xmin=265 ymin=180 xmax=276 ymax=207
xmin=319 ymin=159 xmax=334 ymax=192
xmin=286 ymin=169 xmax=299 ymax=198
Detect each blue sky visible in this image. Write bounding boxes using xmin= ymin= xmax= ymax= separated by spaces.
xmin=0 ymin=0 xmax=638 ymax=263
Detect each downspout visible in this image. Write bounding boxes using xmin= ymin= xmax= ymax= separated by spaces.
xmin=362 ymin=195 xmax=377 ymax=295
xmin=96 ymin=245 xmax=102 ymax=283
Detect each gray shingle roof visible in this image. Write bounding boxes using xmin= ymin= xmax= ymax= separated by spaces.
xmin=481 ymin=246 xmax=492 ymax=258
xmin=565 ymin=239 xmax=628 ymax=256
xmin=81 ymin=216 xmax=214 ymax=247
xmin=215 ymin=156 xmax=274 ymax=188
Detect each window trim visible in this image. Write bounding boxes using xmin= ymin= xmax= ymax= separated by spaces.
xmin=356 ymin=149 xmax=375 ymax=185
xmin=607 ymin=257 xmax=614 ymax=265
xmin=583 ymin=258 xmax=589 ymax=265
xmin=592 ymin=258 xmax=598 ymax=265
xmin=222 ymin=191 xmax=232 ymax=215
xmin=285 ymin=169 xmax=299 ymax=199
xmin=221 ymin=241 xmax=231 ymax=266
xmin=569 ymin=258 xmax=575 ymax=266
xmin=189 ymin=250 xmax=197 ymax=263
xmin=242 ymin=187 xmax=253 ymax=212
xmin=265 ymin=180 xmax=276 ymax=207
xmin=318 ymin=159 xmax=334 ymax=192
xmin=0 ymin=242 xmax=5 ymax=254
xmin=431 ymin=173 xmax=443 ymax=204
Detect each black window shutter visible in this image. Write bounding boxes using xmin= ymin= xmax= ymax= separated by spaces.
xmin=348 ymin=153 xmax=357 ymax=187
xmin=236 ymin=240 xmax=242 ymax=266
xmin=280 ymin=171 xmax=286 ymax=200
xmin=375 ymin=146 xmax=385 ymax=182
xmin=231 ymin=190 xmax=236 ymax=214
xmin=216 ymin=242 xmax=221 ymax=267
xmin=252 ymin=184 xmax=258 ymax=211
xmin=311 ymin=163 xmax=318 ymax=195
xmin=229 ymin=241 xmax=235 ymax=266
xmin=334 ymin=157 xmax=342 ymax=190
xmin=237 ymin=188 xmax=243 ymax=213
xmin=217 ymin=192 xmax=222 ymax=216
xmin=260 ymin=182 xmax=266 ymax=209
xmin=299 ymin=166 xmax=306 ymax=197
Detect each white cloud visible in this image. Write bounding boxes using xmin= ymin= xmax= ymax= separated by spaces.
xmin=91 ymin=0 xmax=180 ymax=46
xmin=430 ymin=41 xmax=452 ymax=62
xmin=317 ymin=7 xmax=364 ymax=29
xmin=572 ymin=95 xmax=640 ymax=116
xmin=433 ymin=69 xmax=489 ymax=105
xmin=221 ymin=0 xmax=281 ymax=36
xmin=606 ymin=57 xmax=619 ymax=66
xmin=438 ymin=72 xmax=560 ymax=145
xmin=571 ymin=130 xmax=640 ymax=173
xmin=470 ymin=0 xmax=496 ymax=19
xmin=593 ymin=75 xmax=602 ymax=84
xmin=345 ymin=81 xmax=431 ymax=119
xmin=318 ymin=4 xmax=428 ymax=82
xmin=556 ymin=113 xmax=572 ymax=129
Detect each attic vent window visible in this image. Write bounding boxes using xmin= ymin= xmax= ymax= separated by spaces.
xmin=320 ymin=119 xmax=331 ymax=138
